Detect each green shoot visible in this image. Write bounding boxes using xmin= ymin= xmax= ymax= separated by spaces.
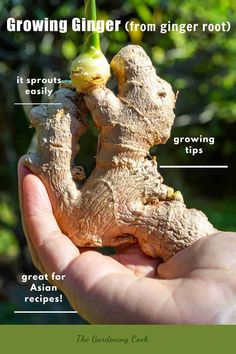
xmin=71 ymin=0 xmax=110 ymax=93
xmin=84 ymin=0 xmax=100 ymax=51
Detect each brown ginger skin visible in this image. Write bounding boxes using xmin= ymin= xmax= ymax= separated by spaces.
xmin=24 ymin=45 xmax=215 ymax=261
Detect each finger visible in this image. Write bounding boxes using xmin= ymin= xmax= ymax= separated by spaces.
xmin=22 ymin=172 xmax=80 ymax=277
xmin=18 ymin=157 xmax=46 ymax=274
xmin=157 ymin=236 xmax=211 ymax=279
xmin=157 ymin=232 xmax=236 ymax=279
xmin=112 ymin=244 xmax=162 ymax=278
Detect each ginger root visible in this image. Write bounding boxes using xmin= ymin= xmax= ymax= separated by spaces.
xmin=24 ymin=45 xmax=215 ymax=261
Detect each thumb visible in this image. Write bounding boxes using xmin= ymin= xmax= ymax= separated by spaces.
xmin=22 ymin=171 xmax=80 ymax=277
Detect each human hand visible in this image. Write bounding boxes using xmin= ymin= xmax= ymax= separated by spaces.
xmin=18 ymin=158 xmax=236 ymax=324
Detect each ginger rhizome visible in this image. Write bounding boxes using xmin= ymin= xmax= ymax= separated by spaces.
xmin=24 ymin=45 xmax=215 ymax=261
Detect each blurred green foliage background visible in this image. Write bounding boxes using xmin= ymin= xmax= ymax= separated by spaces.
xmin=0 ymin=0 xmax=235 ymax=323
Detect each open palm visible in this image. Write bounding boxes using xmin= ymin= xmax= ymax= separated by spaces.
xmin=18 ymin=159 xmax=236 ymax=324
